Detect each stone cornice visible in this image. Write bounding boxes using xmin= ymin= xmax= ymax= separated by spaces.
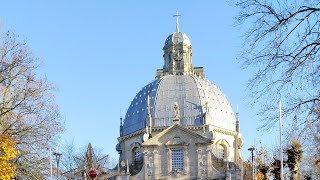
xmin=118 ymin=125 xmax=241 ymax=141
xmin=211 ymin=126 xmax=238 ymax=136
xmin=152 ymin=125 xmax=204 ymax=132
xmin=118 ymin=129 xmax=145 ymax=141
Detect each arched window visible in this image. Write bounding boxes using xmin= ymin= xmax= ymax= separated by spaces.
xmin=217 ymin=145 xmax=225 ymax=159
xmin=132 ymin=147 xmax=140 ymax=162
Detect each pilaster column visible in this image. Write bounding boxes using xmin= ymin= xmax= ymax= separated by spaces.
xmin=152 ymin=149 xmax=159 ymax=178
xmin=196 ymin=147 xmax=202 ymax=178
xmin=166 ymin=147 xmax=171 ymax=174
xmin=143 ymin=151 xmax=149 ymax=179
xmin=184 ymin=146 xmax=189 ymax=177
xmin=206 ymin=148 xmax=213 ymax=177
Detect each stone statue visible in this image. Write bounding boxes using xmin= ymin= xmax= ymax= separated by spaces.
xmin=205 ymin=102 xmax=209 ymax=113
xmin=173 ymin=102 xmax=180 ymax=120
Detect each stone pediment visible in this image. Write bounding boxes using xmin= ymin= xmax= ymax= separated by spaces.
xmin=142 ymin=123 xmax=211 ymax=146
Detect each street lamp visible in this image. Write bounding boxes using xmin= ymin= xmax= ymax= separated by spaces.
xmin=248 ymin=147 xmax=255 ymax=180
xmin=53 ymin=152 xmax=62 ymax=180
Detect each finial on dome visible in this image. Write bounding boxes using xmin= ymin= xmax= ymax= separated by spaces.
xmin=173 ymin=11 xmax=181 ymax=32
xmin=120 ymin=109 xmax=123 ymax=136
xmin=236 ymin=104 xmax=239 ymax=121
xmin=236 ymin=104 xmax=240 ymax=132
xmin=147 ymin=95 xmax=151 ymax=115
xmin=120 ymin=109 xmax=123 ymax=126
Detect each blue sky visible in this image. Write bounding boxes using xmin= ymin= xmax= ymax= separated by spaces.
xmin=0 ymin=1 xmax=280 ymax=162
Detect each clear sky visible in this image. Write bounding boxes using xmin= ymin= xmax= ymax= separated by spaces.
xmin=0 ymin=1 xmax=280 ymax=162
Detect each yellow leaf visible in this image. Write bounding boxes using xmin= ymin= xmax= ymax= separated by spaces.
xmin=0 ymin=135 xmax=19 ymax=179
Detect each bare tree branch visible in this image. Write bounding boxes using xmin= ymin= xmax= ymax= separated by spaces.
xmin=0 ymin=30 xmax=64 ymax=178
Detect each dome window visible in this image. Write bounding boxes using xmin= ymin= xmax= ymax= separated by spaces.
xmin=132 ymin=147 xmax=141 ymax=162
xmin=218 ymin=145 xmax=225 ymax=159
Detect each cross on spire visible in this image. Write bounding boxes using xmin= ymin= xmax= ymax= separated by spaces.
xmin=173 ymin=11 xmax=181 ymax=32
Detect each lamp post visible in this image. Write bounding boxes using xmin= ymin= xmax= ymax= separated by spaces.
xmin=53 ymin=152 xmax=62 ymax=180
xmin=248 ymin=147 xmax=255 ymax=180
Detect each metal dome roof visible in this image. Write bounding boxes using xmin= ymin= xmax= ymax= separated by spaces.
xmin=123 ymin=75 xmax=236 ymax=136
xmin=164 ymin=32 xmax=191 ymax=48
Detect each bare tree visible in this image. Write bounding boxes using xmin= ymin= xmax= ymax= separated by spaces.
xmin=286 ymin=140 xmax=303 ymax=180
xmin=60 ymin=139 xmax=77 ymax=174
xmin=270 ymin=158 xmax=281 ymax=180
xmin=0 ymin=30 xmax=64 ymax=178
xmin=255 ymin=146 xmax=271 ymax=180
xmin=234 ymin=0 xmax=320 ymax=129
xmin=242 ymin=160 xmax=254 ymax=180
xmin=302 ymin=116 xmax=320 ymax=179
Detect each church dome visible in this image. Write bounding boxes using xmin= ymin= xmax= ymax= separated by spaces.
xmin=164 ymin=32 xmax=191 ymax=48
xmin=122 ymin=75 xmax=236 ymax=136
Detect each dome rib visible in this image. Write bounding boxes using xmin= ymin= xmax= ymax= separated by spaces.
xmin=190 ymin=75 xmax=205 ymax=124
xmin=122 ymin=80 xmax=160 ymax=136
xmin=153 ymin=76 xmax=166 ymax=127
xmin=123 ymin=75 xmax=236 ymax=136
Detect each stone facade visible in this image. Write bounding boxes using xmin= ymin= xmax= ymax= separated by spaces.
xmin=116 ymin=123 xmax=242 ymax=180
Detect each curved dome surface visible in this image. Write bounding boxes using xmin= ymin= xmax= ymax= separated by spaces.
xmin=123 ymin=75 xmax=236 ymax=136
xmin=164 ymin=32 xmax=191 ymax=48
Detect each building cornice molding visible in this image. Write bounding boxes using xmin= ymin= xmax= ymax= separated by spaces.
xmin=118 ymin=125 xmax=241 ymax=142
xmin=118 ymin=129 xmax=145 ymax=141
xmin=211 ymin=126 xmax=238 ymax=136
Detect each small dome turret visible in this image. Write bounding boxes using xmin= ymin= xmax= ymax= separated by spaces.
xmin=160 ymin=12 xmax=195 ymax=76
xmin=163 ymin=32 xmax=191 ymax=49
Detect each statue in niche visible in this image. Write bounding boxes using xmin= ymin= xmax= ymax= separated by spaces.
xmin=173 ymin=102 xmax=180 ymax=121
